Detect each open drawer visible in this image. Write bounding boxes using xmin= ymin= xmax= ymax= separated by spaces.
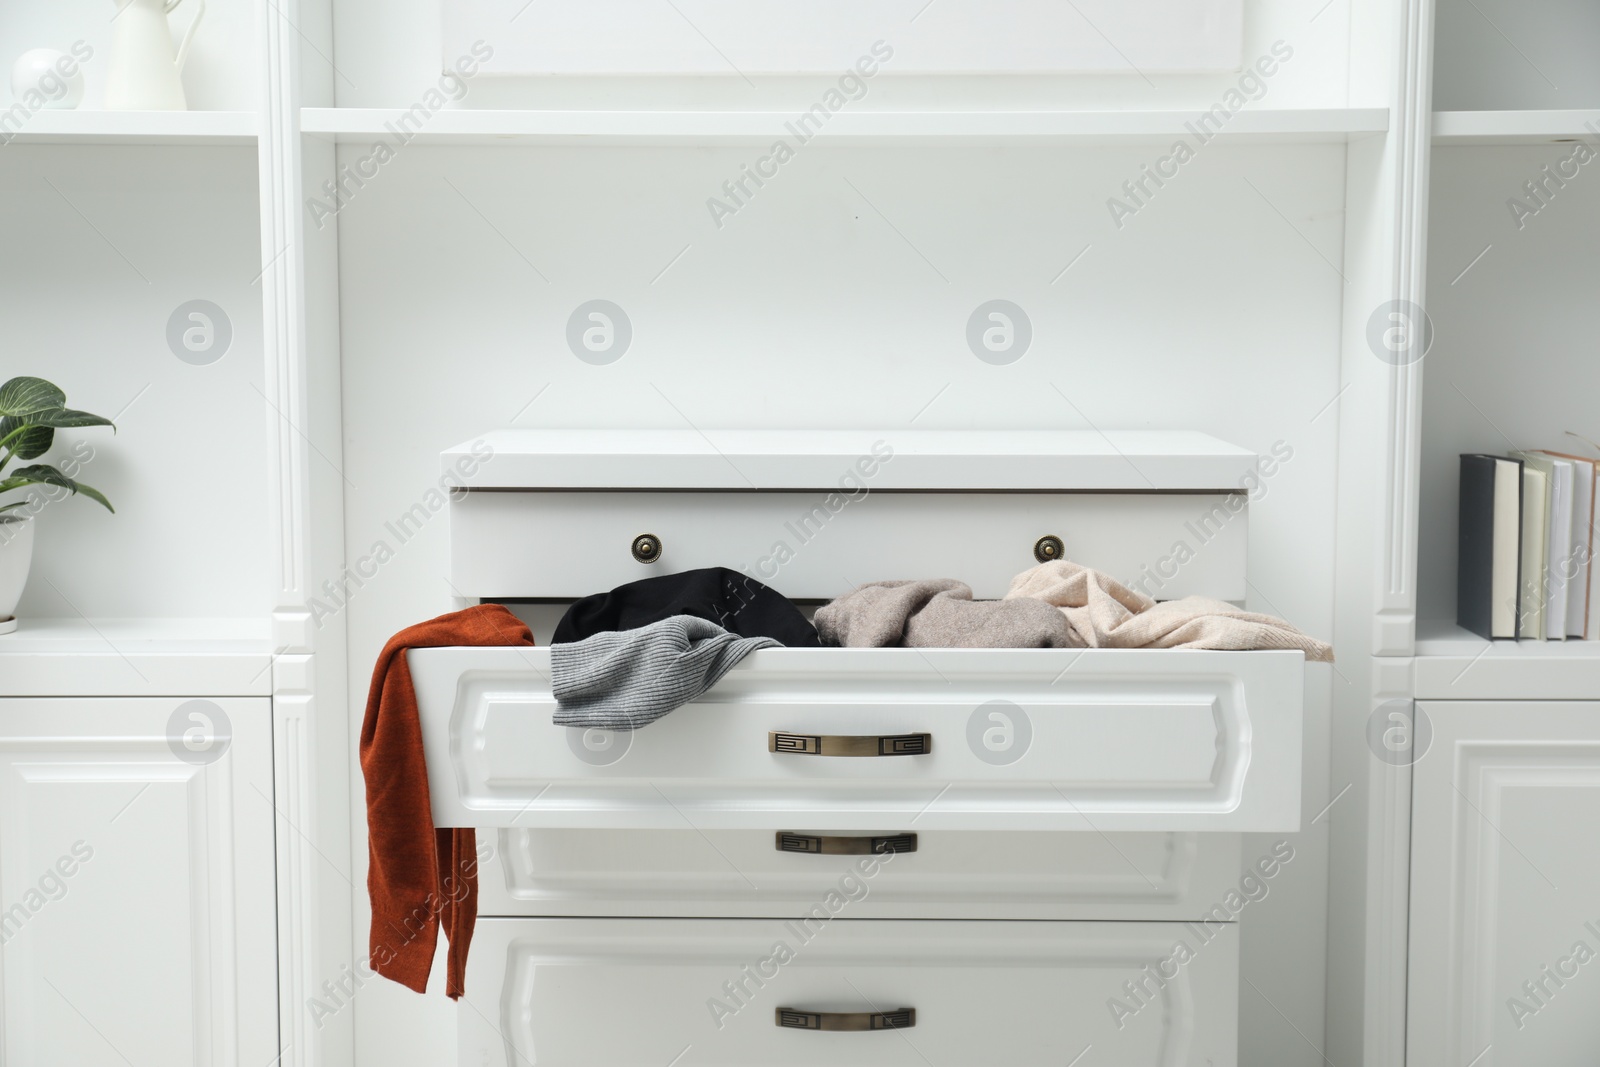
xmin=461 ymin=917 xmax=1239 ymax=1067
xmin=411 ymin=645 xmax=1304 ymax=832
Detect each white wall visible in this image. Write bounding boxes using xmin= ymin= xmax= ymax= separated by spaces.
xmin=1433 ymin=0 xmax=1600 ymax=111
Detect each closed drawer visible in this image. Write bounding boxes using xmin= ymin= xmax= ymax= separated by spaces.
xmin=450 ymin=489 xmax=1246 ymax=601
xmin=411 ymin=646 xmax=1304 ymax=832
xmin=460 ymin=918 xmax=1239 ymax=1066
xmin=479 ymin=828 xmax=1244 ymax=920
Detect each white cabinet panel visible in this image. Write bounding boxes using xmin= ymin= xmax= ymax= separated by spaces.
xmin=0 ymin=699 xmax=277 ymax=1067
xmin=411 ymin=646 xmax=1304 ymax=832
xmin=478 ymin=828 xmax=1243 ymax=920
xmin=461 ymin=918 xmax=1239 ymax=1066
xmin=1409 ymin=702 xmax=1600 ymax=1067
xmin=442 ymin=1 xmax=1244 ymax=75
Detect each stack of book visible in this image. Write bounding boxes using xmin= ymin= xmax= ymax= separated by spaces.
xmin=1459 ymin=450 xmax=1599 ymax=640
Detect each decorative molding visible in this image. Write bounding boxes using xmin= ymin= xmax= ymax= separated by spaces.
xmin=273 ymin=610 xmax=315 ymax=661
xmin=259 ymin=4 xmax=309 ymax=635
xmin=273 ymin=651 xmax=316 ymax=695
xmin=272 ymin=690 xmax=314 ymax=1067
xmin=1379 ymin=0 xmax=1436 ymax=644
xmin=258 ymin=0 xmax=322 ymax=1064
xmin=1373 ymin=609 xmax=1416 ymax=659
xmin=1372 ymin=655 xmax=1415 ymax=698
xmin=1363 ymin=0 xmax=1437 ymax=1063
xmin=1368 ymin=745 xmax=1415 ymax=1067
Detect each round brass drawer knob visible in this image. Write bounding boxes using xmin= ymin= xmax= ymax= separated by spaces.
xmin=1033 ymin=534 xmax=1065 ymax=564
xmin=631 ymin=533 xmax=662 ymax=564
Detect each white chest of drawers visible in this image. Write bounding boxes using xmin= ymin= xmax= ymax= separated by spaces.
xmin=413 ymin=429 xmax=1305 ymax=1066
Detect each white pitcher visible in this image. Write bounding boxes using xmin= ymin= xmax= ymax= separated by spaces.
xmin=105 ymin=0 xmax=205 ymax=110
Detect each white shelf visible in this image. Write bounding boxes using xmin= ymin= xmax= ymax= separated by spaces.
xmin=1432 ymin=109 xmax=1600 ymax=145
xmin=1414 ymin=619 xmax=1600 ymax=700
xmin=446 ymin=429 xmax=1256 ymax=491
xmin=302 ymin=106 xmax=1389 ymax=146
xmin=0 ymin=618 xmax=275 ymax=697
xmin=0 ymin=110 xmax=257 ymax=146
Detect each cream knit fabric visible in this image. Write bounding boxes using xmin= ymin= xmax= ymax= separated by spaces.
xmin=816 ymin=578 xmax=1077 ymax=648
xmin=1005 ymin=560 xmax=1334 ymax=661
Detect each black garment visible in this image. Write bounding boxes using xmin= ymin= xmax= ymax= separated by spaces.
xmin=553 ymin=567 xmax=820 ymax=647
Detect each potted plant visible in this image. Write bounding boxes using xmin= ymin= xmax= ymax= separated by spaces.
xmin=0 ymin=377 xmax=115 ymax=634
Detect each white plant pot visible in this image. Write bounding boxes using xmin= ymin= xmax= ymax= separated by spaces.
xmin=0 ymin=516 xmax=35 ymax=634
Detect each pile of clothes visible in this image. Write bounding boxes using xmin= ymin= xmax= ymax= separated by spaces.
xmin=549 ymin=561 xmax=1333 ymax=729
xmin=550 ymin=567 xmax=817 ymax=729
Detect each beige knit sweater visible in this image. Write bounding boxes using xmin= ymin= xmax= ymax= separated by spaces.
xmin=1005 ymin=560 xmax=1334 ymax=661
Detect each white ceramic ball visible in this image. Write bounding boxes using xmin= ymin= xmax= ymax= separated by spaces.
xmin=11 ymin=49 xmax=84 ymax=110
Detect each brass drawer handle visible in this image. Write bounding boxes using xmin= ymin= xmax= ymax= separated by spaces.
xmin=1033 ymin=534 xmax=1065 ymax=563
xmin=777 ymin=1008 xmax=916 ymax=1032
xmin=630 ymin=533 xmax=662 ymax=564
xmin=776 ymin=832 xmax=918 ymax=855
xmin=769 ymin=732 xmax=931 ymax=757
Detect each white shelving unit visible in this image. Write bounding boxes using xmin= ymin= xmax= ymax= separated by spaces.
xmin=1432 ymin=108 xmax=1600 ymax=144
xmin=1414 ymin=619 xmax=1600 ymax=699
xmin=0 ymin=109 xmax=257 ymax=145
xmin=5 ymin=0 xmax=1533 ymax=1064
xmin=0 ymin=617 xmax=274 ymax=697
xmin=302 ymin=105 xmax=1388 ymax=146
xmin=0 ymin=7 xmax=286 ymax=1067
xmin=1405 ymin=2 xmax=1600 ymax=1063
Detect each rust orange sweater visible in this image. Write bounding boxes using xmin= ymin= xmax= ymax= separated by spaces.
xmin=361 ymin=603 xmax=534 ymax=999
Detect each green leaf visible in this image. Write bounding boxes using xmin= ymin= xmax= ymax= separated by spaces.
xmin=6 ymin=464 xmax=114 ymax=513
xmin=68 ymin=480 xmax=113 ymax=513
xmin=23 ymin=408 xmax=115 ymax=430
xmin=0 ymin=416 xmax=53 ymax=460
xmin=0 ymin=377 xmax=66 ymax=417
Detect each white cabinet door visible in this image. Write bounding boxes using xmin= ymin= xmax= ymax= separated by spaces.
xmin=1409 ymin=701 xmax=1600 ymax=1067
xmin=0 ymin=698 xmax=277 ymax=1067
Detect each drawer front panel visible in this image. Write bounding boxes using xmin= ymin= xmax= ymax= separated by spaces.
xmin=411 ymin=646 xmax=1304 ymax=832
xmin=450 ymin=490 xmax=1246 ymax=601
xmin=461 ymin=918 xmax=1239 ymax=1066
xmin=478 ymin=828 xmax=1243 ymax=920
